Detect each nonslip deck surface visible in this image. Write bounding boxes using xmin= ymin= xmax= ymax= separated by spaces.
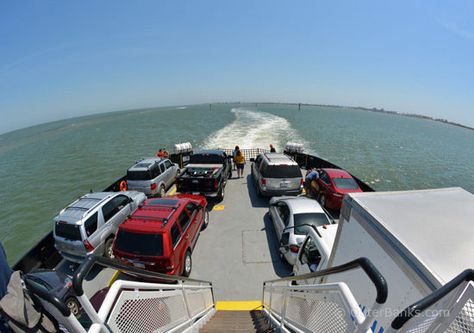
xmin=189 ymin=168 xmax=292 ymax=301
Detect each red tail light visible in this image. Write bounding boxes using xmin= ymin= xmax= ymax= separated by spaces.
xmin=214 ymin=179 xmax=219 ymax=190
xmin=300 ymin=178 xmax=304 ymax=186
xmin=289 ymin=244 xmax=300 ymax=253
xmin=261 ymin=178 xmax=267 ymax=185
xmin=150 ymin=183 xmax=157 ymax=190
xmin=165 ymin=258 xmax=174 ymax=270
xmin=83 ymin=240 xmax=94 ymax=252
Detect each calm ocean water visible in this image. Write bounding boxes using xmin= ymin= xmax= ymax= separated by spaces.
xmin=1 ymin=103 xmax=473 ymax=264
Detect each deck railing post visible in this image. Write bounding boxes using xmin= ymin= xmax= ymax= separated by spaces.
xmin=180 ymin=281 xmax=193 ymax=329
xmin=279 ymin=282 xmax=291 ymax=329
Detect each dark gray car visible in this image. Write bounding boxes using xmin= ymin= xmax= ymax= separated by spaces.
xmin=24 ymin=270 xmax=80 ymax=317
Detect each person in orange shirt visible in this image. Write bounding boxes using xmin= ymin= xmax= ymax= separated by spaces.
xmin=156 ymin=149 xmax=164 ymax=157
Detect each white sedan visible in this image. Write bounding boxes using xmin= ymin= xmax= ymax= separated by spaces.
xmin=268 ymin=196 xmax=333 ymax=265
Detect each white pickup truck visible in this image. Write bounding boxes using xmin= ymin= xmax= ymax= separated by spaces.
xmin=292 ymin=223 xmax=338 ymax=278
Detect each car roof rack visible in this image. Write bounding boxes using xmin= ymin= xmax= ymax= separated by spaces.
xmin=264 ymin=152 xmax=289 ymax=162
xmin=133 ymin=204 xmax=180 ymax=227
xmin=161 ymin=206 xmax=179 ymax=227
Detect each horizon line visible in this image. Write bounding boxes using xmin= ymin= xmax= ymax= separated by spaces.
xmin=1 ymin=101 xmax=472 ymax=136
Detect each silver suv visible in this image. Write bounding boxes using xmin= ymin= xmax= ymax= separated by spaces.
xmin=251 ymin=153 xmax=303 ymax=197
xmin=53 ymin=191 xmax=146 ymax=263
xmin=126 ymin=158 xmax=179 ymax=197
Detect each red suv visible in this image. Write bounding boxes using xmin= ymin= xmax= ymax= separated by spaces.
xmin=311 ymin=168 xmax=362 ymax=210
xmin=112 ymin=194 xmax=208 ymax=277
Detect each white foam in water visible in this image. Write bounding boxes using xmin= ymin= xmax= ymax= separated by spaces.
xmin=203 ymin=108 xmax=309 ymax=151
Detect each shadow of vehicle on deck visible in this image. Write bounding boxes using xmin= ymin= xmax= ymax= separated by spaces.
xmin=262 ymin=212 xmax=293 ymax=278
xmin=245 ymin=174 xmax=269 ymax=208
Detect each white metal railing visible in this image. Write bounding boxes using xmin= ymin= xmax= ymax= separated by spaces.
xmin=386 ymin=280 xmax=474 ymax=333
xmin=51 ymin=279 xmax=215 ymax=333
xmin=263 ymin=280 xmax=373 ymax=333
xmin=83 ymin=279 xmax=215 ymax=333
xmin=26 ymin=255 xmax=216 ymax=333
xmin=262 ymin=258 xmax=388 ymax=333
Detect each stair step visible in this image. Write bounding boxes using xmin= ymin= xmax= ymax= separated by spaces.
xmin=200 ymin=310 xmax=273 ymax=333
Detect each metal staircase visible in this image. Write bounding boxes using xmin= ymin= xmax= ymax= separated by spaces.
xmin=21 ymin=255 xmax=474 ymax=332
xmin=200 ymin=310 xmax=272 ymax=333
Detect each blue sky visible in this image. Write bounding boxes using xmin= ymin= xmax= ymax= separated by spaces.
xmin=1 ymin=0 xmax=473 ymax=133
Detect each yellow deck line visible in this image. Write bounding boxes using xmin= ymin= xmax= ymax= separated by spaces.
xmin=167 ymin=187 xmax=177 ymax=196
xmin=108 ymin=270 xmax=120 ymax=288
xmin=215 ymin=301 xmax=262 ymax=311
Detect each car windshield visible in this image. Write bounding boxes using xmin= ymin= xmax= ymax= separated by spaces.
xmin=261 ymin=165 xmax=301 ymax=178
xmin=293 ymin=213 xmax=330 ymax=235
xmin=127 ymin=170 xmax=152 ymax=181
xmin=115 ymin=231 xmax=163 ymax=256
xmin=333 ymin=177 xmax=359 ymax=190
xmin=189 ymin=154 xmax=223 ymax=164
xmin=55 ymin=222 xmax=82 ymax=240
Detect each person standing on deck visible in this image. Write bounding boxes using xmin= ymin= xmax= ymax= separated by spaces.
xmin=156 ymin=149 xmax=164 ymax=157
xmin=234 ymin=148 xmax=246 ymax=178
xmin=269 ymin=144 xmax=276 ymax=153
xmin=232 ymin=146 xmax=239 ymax=171
xmin=305 ymin=168 xmax=319 ymax=196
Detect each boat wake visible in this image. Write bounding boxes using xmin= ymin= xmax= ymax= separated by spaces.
xmin=203 ymin=108 xmax=308 ymax=151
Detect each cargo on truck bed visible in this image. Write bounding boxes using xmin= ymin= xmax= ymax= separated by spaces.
xmin=176 ymin=149 xmax=232 ymax=201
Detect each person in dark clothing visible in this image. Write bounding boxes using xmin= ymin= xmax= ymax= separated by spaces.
xmin=0 ymin=243 xmax=11 ymax=300
xmin=269 ymin=144 xmax=276 ymax=153
xmin=0 ymin=241 xmax=12 ymax=333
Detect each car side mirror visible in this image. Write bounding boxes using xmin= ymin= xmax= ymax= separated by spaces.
xmin=250 ymin=158 xmax=255 ymax=162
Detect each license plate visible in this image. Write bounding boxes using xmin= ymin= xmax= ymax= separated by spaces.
xmin=280 ymin=182 xmax=289 ymax=188
xmin=133 ymin=262 xmax=145 ymax=268
xmin=193 ymin=192 xmax=200 ymax=195
xmin=192 ymin=180 xmax=199 ymax=184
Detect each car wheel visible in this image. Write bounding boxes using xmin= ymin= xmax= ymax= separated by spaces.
xmin=320 ymin=195 xmax=326 ymax=208
xmin=217 ymin=186 xmax=225 ymax=202
xmin=201 ymin=210 xmax=210 ymax=230
xmin=159 ymin=185 xmax=166 ymax=198
xmin=104 ymin=238 xmax=114 ymax=259
xmin=66 ymin=297 xmax=80 ymax=317
xmin=183 ymin=251 xmax=192 ymax=277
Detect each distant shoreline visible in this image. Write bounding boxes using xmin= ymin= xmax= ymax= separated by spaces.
xmin=220 ymin=102 xmax=474 ymax=131
xmin=2 ymin=102 xmax=473 ymax=136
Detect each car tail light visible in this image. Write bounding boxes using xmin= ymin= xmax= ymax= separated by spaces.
xmin=163 ymin=258 xmax=174 ymax=270
xmin=150 ymin=183 xmax=157 ymax=190
xmin=300 ymin=178 xmax=304 ymax=186
xmin=83 ymin=240 xmax=94 ymax=252
xmin=289 ymin=244 xmax=300 ymax=253
xmin=261 ymin=178 xmax=267 ymax=185
xmin=214 ymin=179 xmax=219 ymax=190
